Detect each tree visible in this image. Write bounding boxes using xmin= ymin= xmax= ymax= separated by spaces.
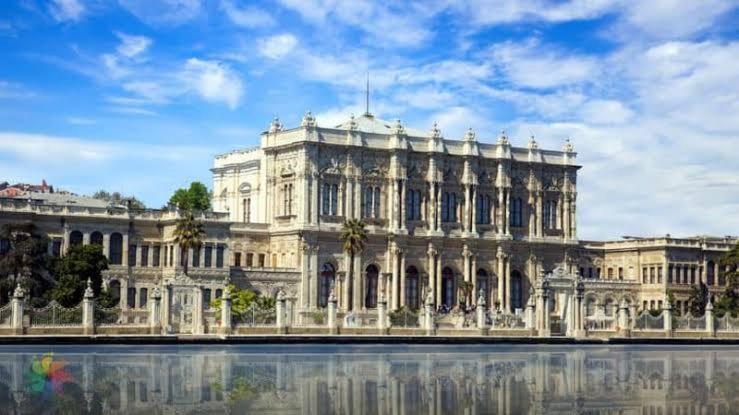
xmin=50 ymin=244 xmax=109 ymax=307
xmin=92 ymin=190 xmax=146 ymax=209
xmin=687 ymin=282 xmax=709 ymax=316
xmin=0 ymin=223 xmax=51 ymax=302
xmin=714 ymin=243 xmax=739 ymax=317
xmin=458 ymin=281 xmax=474 ymax=306
xmin=339 ymin=219 xmax=368 ymax=310
xmin=168 ymin=181 xmax=210 ymax=212
xmin=210 ymin=284 xmax=272 ymax=321
xmin=173 ymin=212 xmax=206 ymax=275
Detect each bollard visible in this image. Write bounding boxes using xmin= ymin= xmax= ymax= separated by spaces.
xmin=150 ymin=286 xmax=163 ymax=335
xmin=11 ymin=284 xmax=24 ymax=335
xmin=220 ymin=285 xmax=232 ymax=335
xmin=82 ymin=279 xmax=95 ymax=335
xmin=377 ymin=294 xmax=388 ymax=334
xmin=327 ymin=290 xmax=338 ymax=334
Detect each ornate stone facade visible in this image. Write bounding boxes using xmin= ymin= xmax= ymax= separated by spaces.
xmin=0 ymin=111 xmax=736 ymax=329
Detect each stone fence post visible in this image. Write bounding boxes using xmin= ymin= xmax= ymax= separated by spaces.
xmin=476 ymin=289 xmax=488 ymax=334
xmin=220 ymin=285 xmax=232 ymax=335
xmin=82 ymin=279 xmax=95 ymax=335
xmin=327 ymin=290 xmax=338 ymax=334
xmin=705 ymin=299 xmax=715 ymax=337
xmin=11 ymin=284 xmax=24 ymax=335
xmin=377 ymin=294 xmax=388 ymax=334
xmin=150 ymin=286 xmax=162 ymax=335
xmin=276 ymin=290 xmax=287 ymax=334
xmin=525 ymin=293 xmax=535 ymax=330
xmin=663 ymin=300 xmax=673 ymax=337
xmin=618 ymin=299 xmax=630 ymax=338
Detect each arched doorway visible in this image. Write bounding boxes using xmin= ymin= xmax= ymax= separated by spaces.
xmin=69 ymin=230 xmax=83 ymax=246
xmin=476 ymin=269 xmax=489 ymax=305
xmin=365 ymin=265 xmax=379 ymax=309
xmin=405 ymin=266 xmax=419 ymax=309
xmin=510 ymin=270 xmax=523 ymax=311
xmin=318 ymin=263 xmax=335 ymax=308
xmin=441 ymin=267 xmax=455 ymax=308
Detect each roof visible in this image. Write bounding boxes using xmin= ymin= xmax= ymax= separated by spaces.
xmin=333 ymin=113 xmax=428 ymax=137
xmin=10 ymin=191 xmax=116 ymax=209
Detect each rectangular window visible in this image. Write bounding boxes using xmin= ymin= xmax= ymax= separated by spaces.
xmin=141 ymin=246 xmax=149 ymax=267
xmin=204 ymin=245 xmax=213 ymax=268
xmin=192 ymin=247 xmax=200 ymax=268
xmin=128 ymin=245 xmax=137 ymax=267
xmin=642 ymin=267 xmax=647 ymax=283
xmin=153 ymin=245 xmax=161 ymax=267
xmin=259 ymin=253 xmax=266 ymax=267
xmin=650 ymin=267 xmax=655 ymax=284
xmin=139 ymin=288 xmax=148 ymax=308
xmin=668 ymin=265 xmax=673 ymax=283
xmin=246 ymin=253 xmax=254 ymax=267
xmin=216 ymin=245 xmax=224 ymax=268
xmin=203 ymin=289 xmax=211 ymax=309
xmin=52 ymin=239 xmax=62 ymax=257
xmin=169 ymin=246 xmax=174 ymax=267
xmin=618 ymin=267 xmax=624 ymax=280
xmin=163 ymin=246 xmax=168 ymax=267
xmin=657 ymin=267 xmax=663 ymax=283
xmin=588 ymin=268 xmax=593 ymax=278
xmin=127 ymin=287 xmax=136 ymax=308
xmin=234 ymin=252 xmax=242 ymax=267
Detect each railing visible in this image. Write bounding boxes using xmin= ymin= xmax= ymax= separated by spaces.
xmin=633 ymin=312 xmax=664 ymax=331
xmin=27 ymin=301 xmax=82 ymax=327
xmin=489 ymin=311 xmax=526 ymax=329
xmin=389 ymin=309 xmax=420 ymax=328
xmin=673 ymin=313 xmax=706 ymax=331
xmin=715 ymin=314 xmax=739 ymax=331
xmin=121 ymin=308 xmax=149 ymax=325
xmin=95 ymin=305 xmax=123 ymax=326
xmin=585 ymin=317 xmax=616 ymax=331
xmin=0 ymin=304 xmax=11 ymax=326
xmin=232 ymin=304 xmax=276 ymax=327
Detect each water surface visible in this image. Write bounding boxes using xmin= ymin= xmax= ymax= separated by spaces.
xmin=0 ymin=344 xmax=737 ymax=414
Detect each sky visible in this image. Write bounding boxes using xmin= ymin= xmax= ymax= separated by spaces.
xmin=0 ymin=0 xmax=738 ymax=241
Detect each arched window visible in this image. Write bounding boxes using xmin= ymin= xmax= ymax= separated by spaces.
xmin=364 ymin=186 xmax=382 ymax=219
xmin=441 ymin=267 xmax=455 ymax=307
xmin=405 ymin=266 xmax=420 ymax=309
xmin=365 ymin=265 xmax=379 ymax=308
xmin=604 ymin=298 xmax=615 ymax=316
xmin=585 ymin=298 xmax=596 ymax=316
xmin=475 ymin=194 xmax=492 ymax=225
xmin=318 ymin=263 xmax=336 ymax=308
xmin=90 ymin=231 xmax=103 ymax=246
xmin=331 ymin=184 xmax=338 ymax=215
xmin=406 ymin=189 xmax=422 ymax=221
xmin=322 ymin=183 xmax=331 ymax=215
xmin=109 ymin=233 xmax=123 ymax=265
xmin=510 ymin=198 xmax=524 ymax=227
xmin=476 ymin=269 xmax=489 ymax=305
xmin=373 ymin=187 xmax=380 ymax=218
xmin=242 ymin=198 xmax=251 ymax=222
xmin=69 ymin=230 xmax=83 ymax=246
xmin=707 ymin=261 xmax=715 ymax=286
xmin=109 ymin=280 xmax=121 ymax=306
xmin=510 ymin=270 xmax=523 ymax=310
xmin=441 ymin=192 xmax=458 ymax=222
xmin=543 ymin=200 xmax=557 ymax=229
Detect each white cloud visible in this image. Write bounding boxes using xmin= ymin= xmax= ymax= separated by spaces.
xmin=455 ymin=0 xmax=618 ymax=26
xmin=0 ymin=81 xmax=35 ymax=99
xmin=118 ymin=0 xmax=202 ymax=25
xmin=220 ymin=1 xmax=274 ymax=28
xmin=49 ymin=0 xmax=85 ymax=22
xmin=578 ymin=99 xmax=634 ymax=125
xmin=257 ymin=34 xmax=298 ymax=60
xmin=66 ymin=117 xmax=97 ymax=125
xmin=115 ymin=32 xmax=152 ymax=58
xmin=180 ymin=58 xmax=244 ymax=109
xmin=618 ymin=0 xmax=737 ymax=39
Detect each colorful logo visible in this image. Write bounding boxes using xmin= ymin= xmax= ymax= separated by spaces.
xmin=26 ymin=353 xmax=73 ymax=398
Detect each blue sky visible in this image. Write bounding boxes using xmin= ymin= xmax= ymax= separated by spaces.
xmin=1 ymin=0 xmax=738 ymax=240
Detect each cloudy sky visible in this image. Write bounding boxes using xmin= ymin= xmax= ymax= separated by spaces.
xmin=1 ymin=0 xmax=738 ymax=240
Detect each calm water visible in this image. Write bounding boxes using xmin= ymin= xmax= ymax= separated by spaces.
xmin=0 ymin=344 xmax=738 ymax=414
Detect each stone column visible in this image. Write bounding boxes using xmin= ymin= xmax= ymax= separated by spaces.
xmin=82 ymin=279 xmax=95 ymax=335
xmin=471 ymin=185 xmax=478 ymax=234
xmin=399 ymin=253 xmax=406 ymax=309
xmin=309 ymin=247 xmax=318 ymax=309
xmin=476 ymin=290 xmax=487 ymax=333
xmin=327 ymin=290 xmax=338 ymax=334
xmin=496 ymin=186 xmax=504 ymax=235
xmin=525 ymin=294 xmax=535 ymax=330
xmin=150 ymin=286 xmax=162 ymax=334
xmin=528 ymin=192 xmax=536 ymax=239
xmin=496 ymin=248 xmax=505 ymax=309
xmin=82 ymin=232 xmax=90 ymax=246
xmin=192 ymin=286 xmax=204 ymax=335
xmin=435 ymin=184 xmax=442 ymax=232
xmin=563 ymin=193 xmax=571 ymax=240
xmin=536 ymin=192 xmax=543 ymax=237
xmin=574 ymin=283 xmax=585 ymax=337
xmin=400 ymin=179 xmax=407 ymax=231
xmin=427 ymin=246 xmax=436 ymax=305
xmin=62 ymin=226 xmax=71 ymax=255
xmin=471 ymin=255 xmax=478 ymax=306
xmin=10 ymin=285 xmax=24 ymax=335
xmin=504 ymin=189 xmax=511 ymax=235
xmin=435 ymin=255 xmax=442 ymax=307
xmin=618 ymin=299 xmax=630 ymax=337
xmin=220 ymin=285 xmax=231 ymax=335
xmin=540 ymin=287 xmax=551 ymax=337
xmin=663 ymin=298 xmax=673 ymax=336
xmin=300 ymin=243 xmax=310 ymax=311
xmin=391 ymin=244 xmax=399 ymax=310
xmin=311 ymin=173 xmax=319 ymax=224
xmin=463 ymin=184 xmax=471 ymax=233
xmin=377 ymin=294 xmax=387 ymax=333
xmin=504 ymin=256 xmax=511 ymax=312
xmin=353 ymin=254 xmax=362 ymax=311
xmin=102 ymin=233 xmax=110 ymax=259
xmin=424 ymin=295 xmax=435 ymax=336
xmin=276 ymin=290 xmax=287 ymax=334
xmin=705 ymin=299 xmax=715 ymax=337
xmin=122 ymin=233 xmax=129 ymax=267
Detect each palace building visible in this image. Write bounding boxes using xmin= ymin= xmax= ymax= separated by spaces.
xmin=0 ymin=110 xmax=736 ymax=332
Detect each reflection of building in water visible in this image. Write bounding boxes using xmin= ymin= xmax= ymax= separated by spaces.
xmin=0 ymin=348 xmax=737 ymax=414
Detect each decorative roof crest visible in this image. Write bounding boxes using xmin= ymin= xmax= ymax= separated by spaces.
xmin=348 ymin=113 xmax=358 ymax=131
xmin=562 ymin=138 xmax=575 ymax=152
xmin=393 ymin=119 xmax=405 ymax=135
xmin=301 ymin=111 xmax=316 ymax=128
xmin=497 ymin=130 xmax=509 ymax=145
xmin=430 ymin=122 xmax=442 ymax=139
xmin=269 ymin=117 xmax=282 ymax=133
xmin=463 ymin=127 xmax=476 ymax=141
xmin=528 ymin=135 xmax=538 ymax=150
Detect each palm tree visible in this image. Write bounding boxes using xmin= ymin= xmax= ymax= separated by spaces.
xmin=339 ymin=219 xmax=368 ymax=310
xmin=173 ymin=212 xmax=206 ymax=275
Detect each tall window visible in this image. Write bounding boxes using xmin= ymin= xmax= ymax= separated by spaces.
xmin=543 ymin=200 xmax=557 ymax=229
xmin=152 ymin=245 xmax=161 ymax=267
xmin=406 ymin=189 xmax=422 ymax=221
xmin=191 ymin=246 xmax=199 ymax=268
xmin=707 ymin=261 xmax=715 ymax=285
xmin=90 ymin=231 xmax=103 ymax=246
xmin=322 ymin=183 xmax=338 ymax=216
xmin=441 ymin=267 xmax=455 ymax=307
xmin=69 ymin=230 xmax=83 ymax=246
xmin=319 ymin=263 xmax=335 ymax=308
xmin=476 ymin=194 xmax=492 ymax=224
xmin=204 ymin=245 xmax=212 ymax=267
xmin=364 ymin=186 xmax=381 ymax=219
xmin=216 ymin=245 xmax=224 ymax=268
xmin=510 ymin=197 xmax=524 ymax=227
xmin=242 ymin=198 xmax=251 ymax=223
xmin=109 ymin=233 xmax=123 ymax=265
xmin=405 ymin=266 xmax=419 ymax=309
xmin=511 ymin=270 xmax=523 ymax=310
xmin=283 ymin=183 xmax=294 ymax=216
xmin=365 ymin=265 xmax=379 ymax=308
xmin=441 ymin=192 xmax=458 ymax=222
xmin=476 ymin=269 xmax=489 ymax=305
xmin=128 ymin=245 xmax=137 ymax=267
